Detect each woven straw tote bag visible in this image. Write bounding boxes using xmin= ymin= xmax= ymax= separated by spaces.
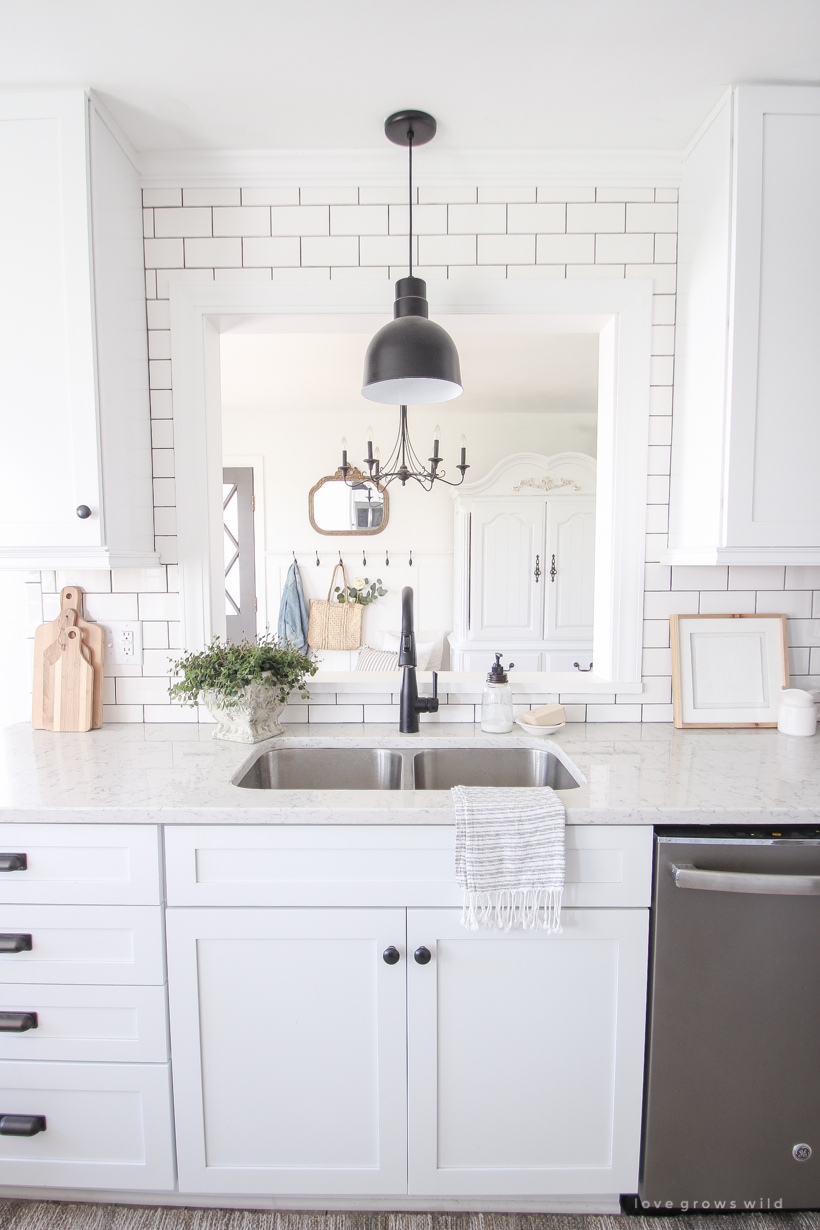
xmin=307 ymin=561 xmax=364 ymax=651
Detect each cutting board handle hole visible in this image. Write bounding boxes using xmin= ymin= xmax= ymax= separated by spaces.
xmin=68 ymin=629 xmax=77 ymax=639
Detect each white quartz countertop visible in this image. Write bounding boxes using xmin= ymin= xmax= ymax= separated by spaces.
xmin=2 ymin=721 xmax=820 ymax=826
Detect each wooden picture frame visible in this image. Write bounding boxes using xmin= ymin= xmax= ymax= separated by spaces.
xmin=308 ymin=468 xmax=389 ymax=536
xmin=670 ymin=613 xmax=789 ymax=729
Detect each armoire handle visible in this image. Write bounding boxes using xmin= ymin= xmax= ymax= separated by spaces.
xmin=533 ymin=555 xmax=541 ymax=583
xmin=550 ymin=554 xmax=557 ymax=582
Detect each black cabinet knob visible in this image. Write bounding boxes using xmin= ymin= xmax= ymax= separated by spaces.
xmin=0 ymin=1115 xmax=45 ymax=1137
xmin=0 ymin=1013 xmax=37 ymax=1033
xmin=0 ymin=855 xmax=26 ymax=873
xmin=0 ymin=935 xmax=32 ymax=954
xmin=382 ymin=946 xmax=400 ymax=965
xmin=76 ymin=505 xmax=91 ymax=519
xmin=414 ymin=945 xmax=432 ymax=965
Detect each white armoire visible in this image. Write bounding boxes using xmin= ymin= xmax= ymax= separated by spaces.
xmin=449 ymin=453 xmax=596 ymax=673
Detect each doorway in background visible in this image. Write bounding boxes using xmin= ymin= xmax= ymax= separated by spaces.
xmin=223 ymin=466 xmax=257 ymax=644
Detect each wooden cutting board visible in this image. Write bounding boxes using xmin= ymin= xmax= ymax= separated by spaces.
xmin=32 ymin=586 xmax=105 ymax=730
xmin=42 ymin=623 xmax=94 ymax=732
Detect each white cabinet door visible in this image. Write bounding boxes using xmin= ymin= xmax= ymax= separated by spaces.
xmin=546 ymin=497 xmax=596 ymax=640
xmin=470 ymin=500 xmax=545 ymax=641
xmin=0 ymin=90 xmax=156 ymax=569
xmin=166 ymin=908 xmax=407 ymax=1195
xmin=407 ymin=907 xmax=649 ymax=1197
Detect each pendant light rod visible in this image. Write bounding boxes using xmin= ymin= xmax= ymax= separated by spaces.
xmin=408 ymin=128 xmax=413 ymax=279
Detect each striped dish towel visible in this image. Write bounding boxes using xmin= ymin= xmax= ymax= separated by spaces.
xmin=452 ymin=786 xmax=566 ymax=933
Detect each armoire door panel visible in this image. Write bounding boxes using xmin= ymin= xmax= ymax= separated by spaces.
xmin=470 ymin=500 xmax=545 ymax=640
xmin=547 ymin=498 xmax=596 ymax=639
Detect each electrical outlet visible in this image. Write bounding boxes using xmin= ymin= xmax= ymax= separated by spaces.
xmin=104 ymin=622 xmax=143 ymax=666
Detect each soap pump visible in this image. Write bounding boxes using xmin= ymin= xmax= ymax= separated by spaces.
xmin=481 ymin=654 xmax=515 ymax=733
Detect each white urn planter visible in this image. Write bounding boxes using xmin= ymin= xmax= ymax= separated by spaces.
xmin=201 ymin=676 xmax=288 ymax=743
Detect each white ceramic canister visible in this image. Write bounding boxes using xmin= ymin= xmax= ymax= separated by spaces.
xmin=777 ymin=688 xmax=819 ymax=737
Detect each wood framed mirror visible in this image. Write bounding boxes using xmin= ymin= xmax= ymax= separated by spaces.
xmin=308 ymin=468 xmax=389 ymax=536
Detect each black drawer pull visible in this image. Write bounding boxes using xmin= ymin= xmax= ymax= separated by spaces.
xmin=0 ymin=1013 xmax=37 ymax=1033
xmin=0 ymin=1115 xmax=45 ymax=1137
xmin=0 ymin=855 xmax=26 ymax=873
xmin=382 ymin=946 xmax=400 ymax=965
xmin=0 ymin=936 xmax=32 ymax=954
xmin=414 ymin=945 xmax=432 ymax=965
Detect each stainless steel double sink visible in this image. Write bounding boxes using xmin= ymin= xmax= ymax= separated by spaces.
xmin=234 ymin=745 xmax=582 ymax=791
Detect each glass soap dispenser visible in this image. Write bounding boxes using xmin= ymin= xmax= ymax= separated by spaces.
xmin=481 ymin=654 xmax=515 ymax=733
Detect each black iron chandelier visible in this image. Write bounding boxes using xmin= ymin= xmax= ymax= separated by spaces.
xmin=340 ymin=110 xmax=468 ymax=492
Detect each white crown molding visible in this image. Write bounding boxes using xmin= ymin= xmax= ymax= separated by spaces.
xmin=139 ymin=146 xmax=684 ymax=189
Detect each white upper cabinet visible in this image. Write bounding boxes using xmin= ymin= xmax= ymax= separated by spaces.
xmin=450 ymin=453 xmax=596 ymax=671
xmin=667 ymin=85 xmax=820 ymax=565
xmin=0 ymin=91 xmax=157 ymax=569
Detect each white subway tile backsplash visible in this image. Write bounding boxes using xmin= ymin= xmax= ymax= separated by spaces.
xmin=643 ymin=619 xmax=671 ymax=648
xmin=698 ymin=590 xmax=756 ymax=614
xmin=144 ymin=238 xmax=183 ymax=268
xmin=478 ymin=186 xmax=536 ymax=203
xmin=217 ymin=267 xmax=272 ymax=282
xmin=595 ymin=233 xmax=654 ymax=263
xmin=146 ymin=300 xmax=171 ymax=330
xmin=672 ymin=565 xmax=727 ymax=590
xmin=103 ymin=704 xmax=144 ymax=723
xmin=138 ymin=592 xmax=180 ymax=621
xmin=213 ymin=207 xmax=271 ymax=237
xmin=596 ymin=187 xmax=655 ymax=202
xmin=537 ymin=233 xmax=594 ymax=263
xmin=83 ymin=593 xmax=139 ymax=621
xmin=300 ymin=187 xmax=358 ymax=205
xmin=756 ymin=590 xmax=812 ymax=617
xmin=330 ymin=205 xmax=388 ymax=235
xmin=301 ymin=235 xmax=359 ymax=265
xmin=360 ymin=234 xmax=415 ymax=266
xmin=567 ymin=263 xmax=625 ymax=279
xmin=728 ymin=566 xmax=785 ymax=590
xmin=507 ymin=202 xmax=565 ymax=233
xmin=111 ymin=568 xmax=166 ymax=594
xmin=243 ymin=237 xmax=300 ymax=266
xmin=644 ymin=590 xmax=699 ymax=618
xmin=649 ymin=386 xmax=674 ymax=415
xmin=148 ymin=360 xmax=172 ymax=389
xmin=507 ymin=264 xmax=566 ymax=279
xmin=448 ymin=203 xmax=506 ymax=234
xmin=242 ymin=187 xmax=300 ymax=206
xmin=478 ymin=234 xmax=535 ymax=264
xmin=142 ymin=622 xmax=169 ymax=649
xmin=389 ymin=204 xmax=447 ymax=235
xmin=567 ymin=202 xmax=625 ymax=232
xmin=148 ymin=331 xmax=171 ymax=360
xmin=155 ymin=537 xmax=179 ymax=564
xmin=652 ymin=295 xmax=676 ymax=325
xmin=154 ymin=208 xmax=212 ymax=238
xmin=654 ymin=234 xmax=678 ymax=263
xmin=417 ymin=185 xmax=477 ymax=204
xmin=648 ymin=416 xmax=672 ymax=446
xmin=154 ymin=267 xmax=214 ymax=297
xmin=786 ymin=567 xmax=820 ymax=589
xmin=359 ymin=186 xmax=407 ymax=205
xmin=587 ymin=704 xmax=642 ymax=722
xmin=330 ymin=265 xmax=389 ymax=281
xmin=183 ymin=188 xmax=241 ymax=206
xmin=536 ymin=186 xmax=595 ymax=202
xmin=143 ymin=209 xmax=153 ymax=239
xmin=271 ymin=206 xmax=329 ymax=236
xmin=151 ymin=418 xmax=173 ymax=448
xmin=142 ymin=188 xmax=182 ymax=207
xmin=655 ymin=188 xmax=679 ymax=203
xmin=185 ymin=237 xmax=242 ymax=267
xmin=650 ymin=356 xmax=674 ymax=385
xmin=626 ymin=263 xmax=677 ymax=293
xmin=417 ymin=234 xmax=476 ymax=265
xmin=627 ymin=202 xmax=677 ymax=233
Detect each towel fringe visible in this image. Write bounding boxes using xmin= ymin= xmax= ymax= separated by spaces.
xmin=461 ymin=886 xmax=563 ymax=934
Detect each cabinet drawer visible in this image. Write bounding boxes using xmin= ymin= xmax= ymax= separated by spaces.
xmin=0 ymin=1059 xmax=175 ymax=1190
xmin=0 ymin=906 xmax=165 ymax=985
xmin=0 ymin=984 xmax=168 ymax=1063
xmin=165 ymin=825 xmax=653 ymax=908
xmin=0 ymin=825 xmax=162 ymax=905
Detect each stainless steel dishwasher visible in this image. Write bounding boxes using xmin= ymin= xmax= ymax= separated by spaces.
xmin=639 ymin=827 xmax=820 ymax=1211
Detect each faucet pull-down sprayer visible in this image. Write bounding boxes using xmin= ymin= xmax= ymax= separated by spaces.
xmin=399 ymin=586 xmax=439 ymax=733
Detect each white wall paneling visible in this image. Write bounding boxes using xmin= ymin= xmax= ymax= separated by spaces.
xmin=170 ymin=280 xmax=652 ymax=688
xmin=0 ymin=90 xmax=158 ymax=570
xmin=667 ymin=84 xmax=820 ymax=564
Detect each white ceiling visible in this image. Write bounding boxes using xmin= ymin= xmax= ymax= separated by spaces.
xmin=2 ymin=0 xmax=818 ymax=153
xmin=220 ymin=332 xmax=599 ymax=417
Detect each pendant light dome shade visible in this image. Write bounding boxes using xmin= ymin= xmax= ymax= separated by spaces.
xmin=362 ymin=276 xmax=462 ymax=405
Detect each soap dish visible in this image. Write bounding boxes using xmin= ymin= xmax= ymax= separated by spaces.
xmin=515 ymin=719 xmax=566 ymax=737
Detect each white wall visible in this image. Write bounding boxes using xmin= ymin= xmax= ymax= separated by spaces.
xmin=18 ymin=177 xmax=820 ymax=724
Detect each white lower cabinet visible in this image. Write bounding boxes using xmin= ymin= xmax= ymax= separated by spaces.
xmin=166 ymin=907 xmax=408 ymax=1195
xmin=407 ymin=908 xmax=649 ymax=1197
xmin=0 ymin=1060 xmax=175 ymax=1190
xmin=166 ymin=894 xmax=650 ymax=1201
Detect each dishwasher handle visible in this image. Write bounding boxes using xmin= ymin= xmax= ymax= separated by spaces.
xmin=673 ymin=863 xmax=820 ymax=896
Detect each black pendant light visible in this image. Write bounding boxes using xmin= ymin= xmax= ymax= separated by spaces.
xmin=361 ymin=111 xmax=463 ymax=405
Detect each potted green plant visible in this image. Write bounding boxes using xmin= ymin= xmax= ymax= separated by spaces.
xmin=168 ymin=634 xmax=317 ymax=743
